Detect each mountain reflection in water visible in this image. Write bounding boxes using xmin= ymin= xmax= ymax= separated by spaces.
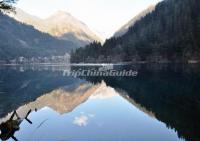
xmin=0 ymin=64 xmax=199 ymax=141
xmin=1 ymin=81 xmax=183 ymax=141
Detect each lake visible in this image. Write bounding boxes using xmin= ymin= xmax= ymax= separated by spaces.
xmin=0 ymin=64 xmax=200 ymax=141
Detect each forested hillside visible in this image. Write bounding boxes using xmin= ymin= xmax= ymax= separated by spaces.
xmin=0 ymin=12 xmax=76 ymax=61
xmin=114 ymin=5 xmax=155 ymax=38
xmin=71 ymin=0 xmax=200 ymax=63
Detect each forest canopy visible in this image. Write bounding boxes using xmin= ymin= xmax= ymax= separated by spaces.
xmin=71 ymin=0 xmax=200 ymax=63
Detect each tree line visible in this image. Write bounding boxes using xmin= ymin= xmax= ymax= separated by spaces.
xmin=71 ymin=0 xmax=200 ymax=63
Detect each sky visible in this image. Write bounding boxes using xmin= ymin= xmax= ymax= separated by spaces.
xmin=16 ymin=0 xmax=161 ymax=39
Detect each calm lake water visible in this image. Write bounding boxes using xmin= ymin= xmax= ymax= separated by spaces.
xmin=0 ymin=64 xmax=200 ymax=141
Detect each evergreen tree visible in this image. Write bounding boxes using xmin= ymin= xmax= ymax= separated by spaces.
xmin=71 ymin=0 xmax=200 ymax=63
xmin=0 ymin=0 xmax=17 ymax=13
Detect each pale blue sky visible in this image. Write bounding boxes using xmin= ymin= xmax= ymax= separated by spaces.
xmin=16 ymin=0 xmax=162 ymax=39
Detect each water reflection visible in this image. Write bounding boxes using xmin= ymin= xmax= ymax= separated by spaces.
xmin=80 ymin=64 xmax=200 ymax=141
xmin=0 ymin=64 xmax=199 ymax=141
xmin=0 ymin=110 xmax=32 ymax=141
xmin=0 ymin=65 xmax=84 ymax=118
xmin=1 ymin=82 xmax=184 ymax=141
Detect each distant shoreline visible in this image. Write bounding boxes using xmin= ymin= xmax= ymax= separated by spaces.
xmin=0 ymin=60 xmax=199 ymax=67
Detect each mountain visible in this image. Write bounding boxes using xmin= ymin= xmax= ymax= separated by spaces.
xmin=0 ymin=12 xmax=76 ymax=61
xmin=114 ymin=5 xmax=155 ymax=37
xmin=10 ymin=9 xmax=103 ymax=47
xmin=8 ymin=8 xmax=43 ymax=30
xmin=71 ymin=0 xmax=200 ymax=63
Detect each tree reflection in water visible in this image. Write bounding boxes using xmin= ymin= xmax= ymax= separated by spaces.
xmin=0 ymin=110 xmax=32 ymax=141
xmin=0 ymin=64 xmax=199 ymax=141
